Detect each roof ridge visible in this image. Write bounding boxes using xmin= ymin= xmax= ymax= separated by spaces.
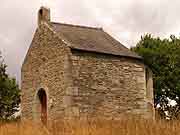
xmin=51 ymin=21 xmax=142 ymax=59
xmin=51 ymin=22 xmax=103 ymax=30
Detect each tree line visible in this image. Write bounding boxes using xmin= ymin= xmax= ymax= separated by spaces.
xmin=132 ymin=34 xmax=180 ymax=119
xmin=0 ymin=53 xmax=20 ymax=120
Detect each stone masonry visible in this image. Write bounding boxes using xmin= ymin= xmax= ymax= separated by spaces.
xmin=21 ymin=7 xmax=154 ymax=122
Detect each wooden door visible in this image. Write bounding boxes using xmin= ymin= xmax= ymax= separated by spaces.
xmin=38 ymin=90 xmax=47 ymax=125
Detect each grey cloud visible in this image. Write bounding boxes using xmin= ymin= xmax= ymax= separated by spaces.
xmin=0 ymin=0 xmax=180 ymax=84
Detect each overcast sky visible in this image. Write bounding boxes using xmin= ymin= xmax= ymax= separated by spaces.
xmin=0 ymin=0 xmax=180 ymax=84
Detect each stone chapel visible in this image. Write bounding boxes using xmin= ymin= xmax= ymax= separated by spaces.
xmin=21 ymin=7 xmax=154 ymax=124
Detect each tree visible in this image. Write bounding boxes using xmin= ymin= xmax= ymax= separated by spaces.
xmin=131 ymin=34 xmax=180 ymax=119
xmin=0 ymin=52 xmax=20 ymax=120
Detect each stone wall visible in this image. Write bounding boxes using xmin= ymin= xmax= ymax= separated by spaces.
xmin=21 ymin=23 xmax=73 ymax=121
xmin=145 ymin=67 xmax=155 ymax=118
xmin=70 ymin=50 xmax=154 ymax=119
xmin=22 ymin=22 xmax=154 ymax=121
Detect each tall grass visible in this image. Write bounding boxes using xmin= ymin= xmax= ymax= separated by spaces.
xmin=0 ymin=118 xmax=180 ymax=135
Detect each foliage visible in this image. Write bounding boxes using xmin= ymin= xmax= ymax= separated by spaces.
xmin=131 ymin=34 xmax=180 ymax=119
xmin=0 ymin=52 xmax=20 ymax=120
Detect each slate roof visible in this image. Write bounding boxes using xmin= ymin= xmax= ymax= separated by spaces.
xmin=52 ymin=22 xmax=142 ymax=59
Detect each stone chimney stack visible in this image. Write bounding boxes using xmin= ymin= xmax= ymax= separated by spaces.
xmin=38 ymin=6 xmax=50 ymax=26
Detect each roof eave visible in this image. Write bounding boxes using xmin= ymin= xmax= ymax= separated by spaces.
xmin=70 ymin=47 xmax=143 ymax=60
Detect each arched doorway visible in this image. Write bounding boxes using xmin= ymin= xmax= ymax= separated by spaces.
xmin=37 ymin=89 xmax=47 ymax=125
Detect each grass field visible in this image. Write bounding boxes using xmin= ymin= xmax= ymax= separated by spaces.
xmin=0 ymin=118 xmax=179 ymax=135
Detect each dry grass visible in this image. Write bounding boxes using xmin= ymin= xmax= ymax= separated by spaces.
xmin=0 ymin=118 xmax=180 ymax=135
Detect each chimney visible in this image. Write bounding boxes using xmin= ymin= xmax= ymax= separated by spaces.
xmin=38 ymin=6 xmax=50 ymax=26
